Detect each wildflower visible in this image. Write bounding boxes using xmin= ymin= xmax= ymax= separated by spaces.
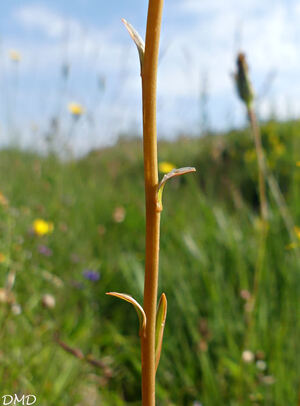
xmin=0 ymin=253 xmax=5 ymax=263
xmin=68 ymin=102 xmax=84 ymax=116
xmin=33 ymin=219 xmax=54 ymax=236
xmin=159 ymin=161 xmax=176 ymax=173
xmin=0 ymin=288 xmax=14 ymax=304
xmin=294 ymin=226 xmax=300 ymax=240
xmin=242 ymin=350 xmax=254 ymax=363
xmin=83 ymin=269 xmax=100 ymax=282
xmin=6 ymin=271 xmax=16 ymax=290
xmin=38 ymin=245 xmax=53 ymax=257
xmin=0 ymin=192 xmax=8 ymax=207
xmin=240 ymin=289 xmax=251 ymax=301
xmin=256 ymin=360 xmax=267 ymax=371
xmin=113 ymin=206 xmax=126 ymax=223
xmin=11 ymin=303 xmax=22 ymax=315
xmin=42 ymin=294 xmax=56 ymax=309
xmin=9 ymin=49 xmax=21 ymax=62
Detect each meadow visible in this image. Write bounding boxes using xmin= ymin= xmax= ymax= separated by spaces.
xmin=0 ymin=120 xmax=299 ymax=405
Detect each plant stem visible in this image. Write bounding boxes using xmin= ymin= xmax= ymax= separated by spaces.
xmin=245 ymin=106 xmax=269 ymax=327
xmin=248 ymin=106 xmax=297 ymax=242
xmin=140 ymin=0 xmax=164 ymax=405
xmin=238 ymin=106 xmax=269 ymax=403
xmin=247 ymin=107 xmax=268 ymax=222
xmin=248 ymin=107 xmax=298 ymax=246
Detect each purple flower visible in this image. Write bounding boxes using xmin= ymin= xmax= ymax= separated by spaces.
xmin=82 ymin=269 xmax=100 ymax=282
xmin=38 ymin=245 xmax=53 ymax=257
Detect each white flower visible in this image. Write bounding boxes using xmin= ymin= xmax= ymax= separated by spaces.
xmin=242 ymin=350 xmax=254 ymax=363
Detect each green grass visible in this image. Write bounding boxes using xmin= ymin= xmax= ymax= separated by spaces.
xmin=0 ymin=120 xmax=299 ymax=405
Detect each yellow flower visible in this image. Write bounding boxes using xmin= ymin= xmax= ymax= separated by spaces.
xmin=159 ymin=161 xmax=176 ymax=174
xmin=68 ymin=102 xmax=84 ymax=116
xmin=294 ymin=226 xmax=300 ymax=240
xmin=33 ymin=219 xmax=54 ymax=236
xmin=296 ymin=161 xmax=300 ymax=167
xmin=0 ymin=253 xmax=6 ymax=263
xmin=9 ymin=49 xmax=21 ymax=62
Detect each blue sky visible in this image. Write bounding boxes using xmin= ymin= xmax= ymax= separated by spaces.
xmin=1 ymin=0 xmax=300 ymax=154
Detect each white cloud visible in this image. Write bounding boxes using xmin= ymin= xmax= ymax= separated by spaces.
xmin=13 ymin=4 xmax=127 ymax=69
xmin=162 ymin=0 xmax=300 ymax=124
xmin=15 ymin=4 xmax=72 ymax=38
xmin=2 ymin=0 xmax=300 ymax=153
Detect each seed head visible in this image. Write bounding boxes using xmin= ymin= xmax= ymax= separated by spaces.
xmin=235 ymin=52 xmax=254 ymax=108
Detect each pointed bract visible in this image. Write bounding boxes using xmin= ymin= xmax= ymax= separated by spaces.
xmin=122 ymin=18 xmax=145 ymax=72
xmin=155 ymin=293 xmax=167 ymax=372
xmin=106 ymin=292 xmax=146 ymax=336
xmin=157 ymin=167 xmax=196 ymax=210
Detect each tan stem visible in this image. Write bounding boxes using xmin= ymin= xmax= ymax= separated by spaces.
xmin=140 ymin=0 xmax=164 ymax=405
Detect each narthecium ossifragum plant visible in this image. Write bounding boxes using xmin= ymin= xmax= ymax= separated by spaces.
xmin=106 ymin=1 xmax=196 ymax=405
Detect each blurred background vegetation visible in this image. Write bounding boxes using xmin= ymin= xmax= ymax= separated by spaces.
xmin=0 ymin=2 xmax=300 ymax=405
xmin=0 ymin=120 xmax=299 ymax=405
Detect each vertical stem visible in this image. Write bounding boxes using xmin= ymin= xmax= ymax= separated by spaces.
xmin=246 ymin=106 xmax=269 ymax=320
xmin=238 ymin=105 xmax=269 ymax=403
xmin=249 ymin=107 xmax=297 ymax=244
xmin=247 ymin=107 xmax=268 ymax=222
xmin=141 ymin=1 xmax=164 ymax=405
